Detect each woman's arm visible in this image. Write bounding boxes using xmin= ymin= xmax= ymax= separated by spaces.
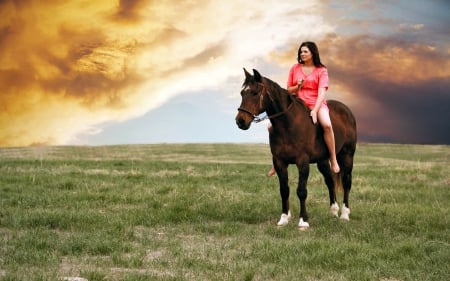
xmin=287 ymin=82 xmax=301 ymax=94
xmin=287 ymin=64 xmax=302 ymax=94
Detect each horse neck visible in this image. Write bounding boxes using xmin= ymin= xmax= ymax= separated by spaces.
xmin=264 ymin=82 xmax=310 ymax=124
xmin=264 ymin=82 xmax=291 ymax=116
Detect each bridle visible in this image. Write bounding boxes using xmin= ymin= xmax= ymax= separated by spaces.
xmin=237 ymin=82 xmax=294 ymax=123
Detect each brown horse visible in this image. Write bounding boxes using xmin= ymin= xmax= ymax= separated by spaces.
xmin=235 ymin=68 xmax=357 ymax=228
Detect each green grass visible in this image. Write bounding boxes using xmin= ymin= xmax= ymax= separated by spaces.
xmin=0 ymin=143 xmax=448 ymax=281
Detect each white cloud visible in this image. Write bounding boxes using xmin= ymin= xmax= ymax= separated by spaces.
xmin=131 ymin=0 xmax=334 ymax=118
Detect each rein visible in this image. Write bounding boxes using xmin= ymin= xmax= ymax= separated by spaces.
xmin=237 ymin=84 xmax=295 ymax=123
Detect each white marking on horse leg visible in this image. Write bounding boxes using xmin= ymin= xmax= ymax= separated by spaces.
xmin=277 ymin=210 xmax=291 ymax=226
xmin=330 ymin=202 xmax=339 ymax=217
xmin=298 ymin=217 xmax=310 ymax=230
xmin=340 ymin=204 xmax=350 ymax=221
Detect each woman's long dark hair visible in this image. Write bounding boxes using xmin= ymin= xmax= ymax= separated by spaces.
xmin=297 ymin=41 xmax=326 ymax=68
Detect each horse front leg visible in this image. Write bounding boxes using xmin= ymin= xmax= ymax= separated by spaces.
xmin=296 ymin=162 xmax=310 ymax=229
xmin=317 ymin=160 xmax=339 ymax=217
xmin=340 ymin=165 xmax=352 ymax=221
xmin=275 ymin=161 xmax=291 ymax=226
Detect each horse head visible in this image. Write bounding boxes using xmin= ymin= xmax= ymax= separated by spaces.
xmin=235 ymin=68 xmax=267 ymax=130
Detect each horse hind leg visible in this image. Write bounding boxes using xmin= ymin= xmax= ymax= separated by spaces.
xmin=340 ymin=170 xmax=351 ymax=221
xmin=339 ymin=154 xmax=354 ymax=221
xmin=340 ymin=204 xmax=350 ymax=221
xmin=330 ymin=201 xmax=340 ymax=217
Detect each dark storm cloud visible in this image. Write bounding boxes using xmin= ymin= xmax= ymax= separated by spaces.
xmin=378 ymin=79 xmax=449 ymax=144
xmin=346 ymin=75 xmax=450 ymax=144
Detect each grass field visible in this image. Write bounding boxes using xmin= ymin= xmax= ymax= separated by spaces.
xmin=0 ymin=143 xmax=448 ymax=281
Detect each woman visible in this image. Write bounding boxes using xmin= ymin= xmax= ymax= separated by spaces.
xmin=267 ymin=41 xmax=340 ymax=176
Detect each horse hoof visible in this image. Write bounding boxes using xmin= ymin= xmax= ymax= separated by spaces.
xmin=277 ymin=211 xmax=291 ymax=226
xmin=340 ymin=214 xmax=350 ymax=221
xmin=340 ymin=204 xmax=350 ymax=221
xmin=298 ymin=218 xmax=309 ymax=230
xmin=330 ymin=202 xmax=339 ymax=217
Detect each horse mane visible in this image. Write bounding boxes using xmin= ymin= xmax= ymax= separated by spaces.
xmin=261 ymin=75 xmax=310 ymax=113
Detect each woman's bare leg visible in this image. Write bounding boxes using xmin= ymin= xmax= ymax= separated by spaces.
xmin=318 ymin=108 xmax=340 ymax=173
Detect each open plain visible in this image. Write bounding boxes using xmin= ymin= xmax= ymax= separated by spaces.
xmin=0 ymin=143 xmax=448 ymax=281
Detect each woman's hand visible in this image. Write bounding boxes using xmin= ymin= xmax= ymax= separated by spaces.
xmin=310 ymin=110 xmax=318 ymax=124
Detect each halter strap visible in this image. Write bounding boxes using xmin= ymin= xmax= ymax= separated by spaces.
xmin=237 ymin=85 xmax=295 ymax=123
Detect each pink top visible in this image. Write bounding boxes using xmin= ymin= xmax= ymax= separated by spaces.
xmin=287 ymin=63 xmax=329 ymax=109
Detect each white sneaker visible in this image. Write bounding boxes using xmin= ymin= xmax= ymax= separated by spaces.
xmin=277 ymin=211 xmax=291 ymax=226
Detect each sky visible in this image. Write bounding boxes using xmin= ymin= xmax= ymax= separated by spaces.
xmin=1 ymin=0 xmax=449 ymax=147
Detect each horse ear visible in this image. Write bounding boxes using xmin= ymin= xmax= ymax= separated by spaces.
xmin=243 ymin=68 xmax=252 ymax=79
xmin=253 ymin=69 xmax=262 ymax=83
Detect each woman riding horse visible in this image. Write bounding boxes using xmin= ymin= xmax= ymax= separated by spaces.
xmin=268 ymin=41 xmax=340 ymax=177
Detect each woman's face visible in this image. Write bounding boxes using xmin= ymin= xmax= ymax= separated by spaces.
xmin=300 ymin=46 xmax=312 ymax=63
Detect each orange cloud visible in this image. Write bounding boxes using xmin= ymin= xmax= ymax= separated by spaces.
xmin=0 ymin=1 xmax=147 ymax=146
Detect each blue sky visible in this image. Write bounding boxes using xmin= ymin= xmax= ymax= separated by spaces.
xmin=1 ymin=0 xmax=449 ymax=147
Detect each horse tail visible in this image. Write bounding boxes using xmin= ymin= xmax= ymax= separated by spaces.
xmin=332 ymin=172 xmax=343 ymax=193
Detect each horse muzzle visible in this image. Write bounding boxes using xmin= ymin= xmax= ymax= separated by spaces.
xmin=235 ymin=114 xmax=252 ymax=130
